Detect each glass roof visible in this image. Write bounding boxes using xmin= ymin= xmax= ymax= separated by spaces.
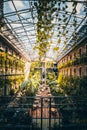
xmin=1 ymin=0 xmax=87 ymax=61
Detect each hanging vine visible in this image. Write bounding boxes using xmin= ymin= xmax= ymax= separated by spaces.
xmin=29 ymin=1 xmax=84 ymax=60
xmin=53 ymin=1 xmax=79 ymax=54
xmin=33 ymin=0 xmax=57 ymax=60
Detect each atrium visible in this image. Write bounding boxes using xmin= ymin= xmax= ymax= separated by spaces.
xmin=0 ymin=0 xmax=87 ymax=130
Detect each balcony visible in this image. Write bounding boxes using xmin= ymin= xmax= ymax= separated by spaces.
xmin=58 ymin=55 xmax=87 ymax=70
xmin=0 ymin=96 xmax=87 ymax=130
xmin=74 ymin=55 xmax=87 ymax=65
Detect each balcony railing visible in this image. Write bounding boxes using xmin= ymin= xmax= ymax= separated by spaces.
xmin=0 ymin=96 xmax=87 ymax=130
xmin=58 ymin=55 xmax=87 ymax=70
xmin=74 ymin=56 xmax=87 ymax=65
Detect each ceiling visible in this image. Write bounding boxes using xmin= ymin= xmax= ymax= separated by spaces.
xmin=0 ymin=0 xmax=87 ymax=61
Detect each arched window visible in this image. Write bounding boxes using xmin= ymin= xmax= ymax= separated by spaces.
xmin=79 ymin=67 xmax=82 ymax=77
xmin=74 ymin=68 xmax=76 ymax=76
xmin=74 ymin=52 xmax=76 ymax=58
xmin=67 ymin=69 xmax=68 ymax=76
xmin=79 ymin=48 xmax=82 ymax=57
xmin=70 ymin=55 xmax=72 ymax=60
xmin=70 ymin=68 xmax=72 ymax=76
xmin=86 ymin=67 xmax=87 ymax=76
xmin=86 ymin=45 xmax=87 ymax=56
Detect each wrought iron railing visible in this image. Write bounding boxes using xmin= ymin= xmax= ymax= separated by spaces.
xmin=0 ymin=96 xmax=87 ymax=130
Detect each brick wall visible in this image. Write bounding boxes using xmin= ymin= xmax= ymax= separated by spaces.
xmin=58 ymin=42 xmax=87 ymax=77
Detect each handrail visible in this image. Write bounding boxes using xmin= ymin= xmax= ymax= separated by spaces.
xmin=0 ymin=96 xmax=87 ymax=130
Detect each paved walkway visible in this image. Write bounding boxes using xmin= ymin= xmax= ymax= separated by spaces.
xmin=31 ymin=84 xmax=59 ymax=119
xmin=30 ymin=84 xmax=59 ymax=129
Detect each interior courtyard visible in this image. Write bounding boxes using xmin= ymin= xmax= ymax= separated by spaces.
xmin=0 ymin=0 xmax=87 ymax=130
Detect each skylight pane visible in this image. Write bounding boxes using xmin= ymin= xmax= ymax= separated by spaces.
xmin=3 ymin=0 xmax=86 ymax=61
xmin=4 ymin=1 xmax=15 ymax=13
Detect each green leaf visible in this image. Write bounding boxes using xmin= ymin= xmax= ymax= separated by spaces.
xmin=62 ymin=26 xmax=66 ymax=29
xmin=58 ymin=39 xmax=61 ymax=44
xmin=66 ymin=30 xmax=68 ymax=34
xmin=64 ymin=41 xmax=67 ymax=44
xmin=63 ymin=33 xmax=66 ymax=36
xmin=73 ymin=23 xmax=77 ymax=27
xmin=63 ymin=18 xmax=67 ymax=22
xmin=56 ymin=13 xmax=58 ymax=17
xmin=53 ymin=47 xmax=59 ymax=51
xmin=65 ymin=5 xmax=68 ymax=8
xmin=34 ymin=2 xmax=37 ymax=7
xmin=59 ymin=31 xmax=61 ymax=34
xmin=58 ymin=18 xmax=61 ymax=21
xmin=62 ymin=7 xmax=65 ymax=11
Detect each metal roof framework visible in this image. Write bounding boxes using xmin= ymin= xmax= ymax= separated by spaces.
xmin=0 ymin=0 xmax=87 ymax=62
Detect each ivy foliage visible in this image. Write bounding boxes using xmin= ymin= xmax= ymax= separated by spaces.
xmin=32 ymin=0 xmax=80 ymax=56
xmin=33 ymin=1 xmax=56 ymax=59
